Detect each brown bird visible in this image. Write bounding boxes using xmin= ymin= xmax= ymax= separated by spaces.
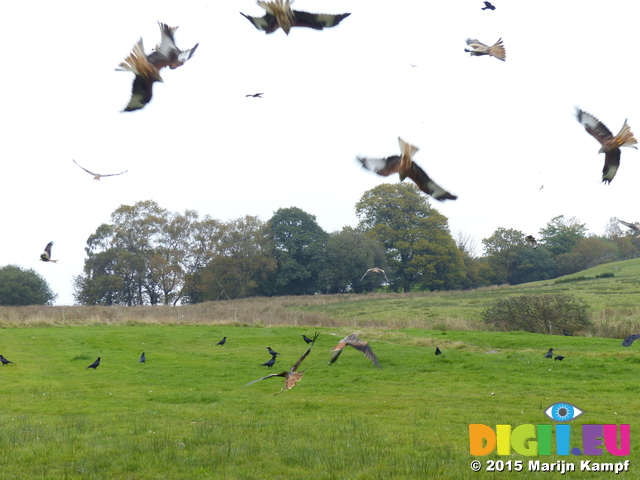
xmin=618 ymin=219 xmax=640 ymax=237
xmin=575 ymin=108 xmax=638 ymax=184
xmin=525 ymin=235 xmax=538 ymax=249
xmin=40 ymin=242 xmax=57 ymax=263
xmin=360 ymin=267 xmax=389 ymax=283
xmin=147 ymin=22 xmax=199 ymax=70
xmin=244 ymin=333 xmax=319 ymax=394
xmin=465 ymin=38 xmax=506 ymax=61
xmin=116 ymin=39 xmax=164 ymax=112
xmin=73 ymin=160 xmax=128 ymax=180
xmin=329 ymin=333 xmax=381 ymax=369
xmin=357 ymin=137 xmax=457 ymax=201
xmin=241 ymin=0 xmax=350 ymax=35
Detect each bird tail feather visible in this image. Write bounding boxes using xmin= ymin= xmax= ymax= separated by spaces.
xmin=489 ymin=38 xmax=506 ymax=61
xmin=616 ymin=121 xmax=638 ymax=149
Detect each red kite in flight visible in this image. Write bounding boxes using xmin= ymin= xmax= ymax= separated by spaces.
xmin=618 ymin=219 xmax=640 ymax=237
xmin=465 ymin=38 xmax=506 ymax=61
xmin=241 ymin=0 xmax=350 ymax=35
xmin=575 ymin=108 xmax=638 ymax=184
xmin=116 ymin=39 xmax=164 ymax=112
xmin=357 ymin=137 xmax=458 ymax=201
xmin=40 ymin=242 xmax=57 ymax=263
xmin=73 ymin=160 xmax=128 ymax=180
xmin=360 ymin=268 xmax=389 ymax=283
xmin=525 ymin=235 xmax=538 ymax=249
xmin=147 ymin=22 xmax=199 ymax=70
xmin=329 ymin=334 xmax=381 ymax=369
xmin=243 ymin=333 xmax=319 ymax=394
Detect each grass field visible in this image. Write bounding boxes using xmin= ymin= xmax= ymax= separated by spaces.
xmin=1 ymin=259 xmax=640 ymax=478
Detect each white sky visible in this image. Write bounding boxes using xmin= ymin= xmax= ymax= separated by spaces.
xmin=2 ymin=0 xmax=639 ymax=305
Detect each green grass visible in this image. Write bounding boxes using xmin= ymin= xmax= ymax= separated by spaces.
xmin=0 ymin=324 xmax=637 ymax=479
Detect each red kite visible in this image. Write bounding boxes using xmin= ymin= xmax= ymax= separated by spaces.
xmin=525 ymin=235 xmax=538 ymax=249
xmin=147 ymin=22 xmax=199 ymax=70
xmin=575 ymin=108 xmax=638 ymax=183
xmin=116 ymin=39 xmax=164 ymax=112
xmin=360 ymin=268 xmax=389 ymax=283
xmin=73 ymin=160 xmax=128 ymax=180
xmin=465 ymin=38 xmax=506 ymax=61
xmin=329 ymin=334 xmax=381 ymax=369
xmin=618 ymin=219 xmax=640 ymax=237
xmin=357 ymin=137 xmax=458 ymax=201
xmin=241 ymin=0 xmax=350 ymax=35
xmin=40 ymin=242 xmax=57 ymax=263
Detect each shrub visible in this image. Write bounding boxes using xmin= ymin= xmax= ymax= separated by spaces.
xmin=595 ymin=272 xmax=614 ymax=279
xmin=482 ymin=294 xmax=591 ymax=335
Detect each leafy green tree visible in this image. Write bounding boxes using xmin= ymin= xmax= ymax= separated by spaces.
xmin=554 ymin=253 xmax=585 ymax=277
xmin=509 ymin=248 xmax=557 ymax=284
xmin=481 ymin=227 xmax=527 ymax=284
xmin=605 ymin=217 xmax=640 ymax=260
xmin=356 ymin=183 xmax=464 ymax=292
xmin=266 ymin=207 xmax=328 ymax=295
xmin=0 ymin=265 xmax=57 ymax=305
xmin=571 ymin=237 xmax=618 ymax=269
xmin=539 ymin=215 xmax=587 ymax=256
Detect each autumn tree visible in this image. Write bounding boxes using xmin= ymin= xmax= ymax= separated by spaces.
xmin=0 ymin=265 xmax=57 ymax=305
xmin=539 ymin=215 xmax=587 ymax=256
xmin=355 ymin=183 xmax=464 ymax=292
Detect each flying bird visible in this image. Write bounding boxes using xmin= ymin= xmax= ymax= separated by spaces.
xmin=618 ymin=219 xmax=640 ymax=238
xmin=330 ymin=334 xmax=381 ymax=369
xmin=267 ymin=347 xmax=280 ymax=356
xmin=40 ymin=242 xmax=57 ymax=263
xmin=246 ymin=93 xmax=264 ymax=98
xmin=116 ymin=39 xmax=164 ymax=112
xmin=73 ymin=160 xmax=128 ymax=180
xmin=146 ymin=22 xmax=199 ymax=70
xmin=554 ymin=355 xmax=565 ymax=361
xmin=481 ymin=1 xmax=496 ymax=9
xmin=0 ymin=355 xmax=14 ymax=366
xmin=562 ymin=329 xmax=573 ymax=336
xmin=302 ymin=334 xmax=314 ymax=344
xmin=139 ymin=352 xmax=146 ymax=363
xmin=525 ymin=235 xmax=538 ymax=249
xmin=86 ymin=357 xmax=101 ymax=369
xmin=244 ymin=333 xmax=319 ymax=394
xmin=240 ymin=0 xmax=350 ymax=35
xmin=575 ymin=108 xmax=638 ymax=184
xmin=261 ymin=355 xmax=278 ymax=368
xmin=357 ymin=137 xmax=457 ymax=201
xmin=360 ymin=267 xmax=389 ymax=283
xmin=465 ymin=38 xmax=506 ymax=61
xmin=216 ymin=337 xmax=227 ymax=346
xmin=621 ymin=334 xmax=640 ymax=347
xmin=543 ymin=348 xmax=554 ymax=359
xmin=435 ymin=347 xmax=442 ymax=356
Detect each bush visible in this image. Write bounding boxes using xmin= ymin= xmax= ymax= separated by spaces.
xmin=595 ymin=272 xmax=614 ymax=279
xmin=0 ymin=265 xmax=57 ymax=306
xmin=482 ymin=294 xmax=591 ymax=335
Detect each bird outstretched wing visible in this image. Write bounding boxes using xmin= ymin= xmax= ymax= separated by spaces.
xmin=330 ymin=334 xmax=381 ymax=369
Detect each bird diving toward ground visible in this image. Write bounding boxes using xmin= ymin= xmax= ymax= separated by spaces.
xmin=302 ymin=334 xmax=314 ymax=344
xmin=435 ymin=347 xmax=442 ymax=356
xmin=360 ymin=267 xmax=389 ymax=283
xmin=40 ymin=242 xmax=57 ymax=263
xmin=618 ymin=219 xmax=640 ymax=237
xmin=621 ymin=334 xmax=640 ymax=347
xmin=330 ymin=334 xmax=381 ymax=369
xmin=139 ymin=352 xmax=146 ymax=363
xmin=244 ymin=333 xmax=319 ymax=394
xmin=554 ymin=355 xmax=565 ymax=361
xmin=116 ymin=39 xmax=164 ymax=112
xmin=86 ymin=357 xmax=101 ymax=369
xmin=0 ymin=355 xmax=14 ymax=366
xmin=465 ymin=38 xmax=506 ymax=61
xmin=261 ymin=355 xmax=278 ymax=368
xmin=525 ymin=235 xmax=538 ymax=250
xmin=543 ymin=348 xmax=554 ymax=359
xmin=246 ymin=93 xmax=264 ymax=98
xmin=216 ymin=337 xmax=227 ymax=346
xmin=73 ymin=160 xmax=128 ymax=180
xmin=575 ymin=108 xmax=638 ymax=184
xmin=146 ymin=22 xmax=199 ymax=70
xmin=240 ymin=0 xmax=350 ymax=35
xmin=357 ymin=137 xmax=457 ymax=201
xmin=481 ymin=1 xmax=496 ymax=9
xmin=267 ymin=347 xmax=280 ymax=356
xmin=562 ymin=329 xmax=573 ymax=336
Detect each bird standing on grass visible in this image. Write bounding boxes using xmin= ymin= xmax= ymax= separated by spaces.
xmin=86 ymin=357 xmax=101 ymax=369
xmin=267 ymin=347 xmax=280 ymax=356
xmin=562 ymin=329 xmax=573 ymax=336
xmin=435 ymin=347 xmax=442 ymax=356
xmin=329 ymin=334 xmax=382 ymax=369
xmin=140 ymin=352 xmax=146 ymax=363
xmin=0 ymin=355 xmax=15 ymax=366
xmin=261 ymin=355 xmax=278 ymax=368
xmin=217 ymin=337 xmax=227 ymax=346
xmin=543 ymin=348 xmax=554 ymax=359
xmin=554 ymin=355 xmax=565 ymax=361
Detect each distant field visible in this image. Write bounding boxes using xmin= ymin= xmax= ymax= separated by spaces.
xmin=0 ymin=325 xmax=637 ymax=479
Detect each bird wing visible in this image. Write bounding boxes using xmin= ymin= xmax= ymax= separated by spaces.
xmin=73 ymin=160 xmax=97 ymax=176
xmin=329 ymin=343 xmax=345 ymax=364
xmin=42 ymin=242 xmax=54 ymax=260
xmin=291 ymin=333 xmax=319 ymax=371
xmin=357 ymin=155 xmax=402 ymax=177
xmin=575 ymin=109 xmax=614 ymax=146
xmin=466 ymin=38 xmax=488 ymax=49
xmin=618 ymin=219 xmax=640 ymax=231
xmin=405 ymin=161 xmax=457 ymax=201
xmin=243 ymin=371 xmax=287 ymax=387
xmin=240 ymin=12 xmax=280 ymax=33
xmin=97 ymin=170 xmax=128 ymax=178
xmin=332 ymin=334 xmax=382 ymax=369
xmin=292 ymin=11 xmax=351 ymax=30
xmin=147 ymin=23 xmax=179 ymax=69
xmin=602 ymin=149 xmax=621 ymax=184
xmin=123 ymin=75 xmax=155 ymax=112
xmin=621 ymin=333 xmax=640 ymax=347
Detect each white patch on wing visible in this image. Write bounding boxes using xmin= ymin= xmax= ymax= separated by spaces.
xmin=359 ymin=156 xmax=389 ymax=173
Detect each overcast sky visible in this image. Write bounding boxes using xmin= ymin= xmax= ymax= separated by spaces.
xmin=2 ymin=0 xmax=639 ymax=305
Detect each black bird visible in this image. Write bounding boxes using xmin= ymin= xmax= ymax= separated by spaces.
xmin=139 ymin=352 xmax=146 ymax=363
xmin=217 ymin=337 xmax=227 ymax=346
xmin=543 ymin=348 xmax=554 ymax=359
xmin=435 ymin=347 xmax=442 ymax=356
xmin=621 ymin=334 xmax=640 ymax=347
xmin=563 ymin=329 xmax=573 ymax=336
xmin=267 ymin=347 xmax=280 ymax=356
xmin=481 ymin=1 xmax=496 ymax=10
xmin=86 ymin=357 xmax=101 ymax=369
xmin=261 ymin=355 xmax=278 ymax=368
xmin=302 ymin=334 xmax=314 ymax=344
xmin=554 ymin=355 xmax=565 ymax=361
xmin=0 ymin=354 xmax=14 ymax=366
xmin=246 ymin=93 xmax=263 ymax=98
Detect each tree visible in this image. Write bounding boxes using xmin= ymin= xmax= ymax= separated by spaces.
xmin=571 ymin=236 xmax=618 ymax=269
xmin=539 ymin=215 xmax=587 ymax=256
xmin=0 ymin=265 xmax=57 ymax=305
xmin=481 ymin=227 xmax=527 ymax=284
xmin=266 ymin=207 xmax=328 ymax=295
xmin=356 ymin=183 xmax=464 ymax=292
